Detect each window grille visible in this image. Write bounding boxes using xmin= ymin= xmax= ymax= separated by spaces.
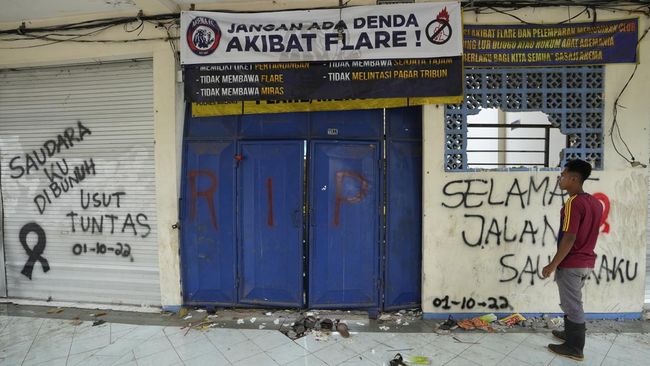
xmin=445 ymin=66 xmax=604 ymax=171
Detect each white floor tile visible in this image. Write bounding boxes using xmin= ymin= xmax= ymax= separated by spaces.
xmin=172 ymin=336 xmax=219 ymax=361
xmin=444 ymin=356 xmax=482 ymax=366
xmin=459 ymin=344 xmax=506 ymax=366
xmin=312 ymin=342 xmax=358 ymax=366
xmin=266 ymin=340 xmax=310 ymax=365
xmin=602 ymin=343 xmax=650 ymax=366
xmin=251 ymin=331 xmax=293 ymax=351
xmin=220 ymin=338 xmax=263 ymax=363
xmin=183 ymin=349 xmax=231 ymax=366
xmin=284 ymin=354 xmax=328 ymax=366
xmin=475 ymin=334 xmax=521 ymax=355
xmin=136 ymin=348 xmax=183 ymax=366
xmin=294 ymin=332 xmax=340 ymax=353
xmin=132 ymin=334 xmax=173 ymax=359
xmin=233 ymin=352 xmax=279 ymax=366
xmin=508 ymin=343 xmax=555 ymax=366
xmin=206 ymin=328 xmax=250 ymax=351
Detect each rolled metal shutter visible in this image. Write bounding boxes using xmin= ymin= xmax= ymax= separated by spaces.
xmin=0 ymin=60 xmax=160 ymax=306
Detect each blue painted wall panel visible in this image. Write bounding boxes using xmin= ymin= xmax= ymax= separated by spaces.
xmin=385 ymin=141 xmax=422 ymax=309
xmin=238 ymin=141 xmax=304 ymax=307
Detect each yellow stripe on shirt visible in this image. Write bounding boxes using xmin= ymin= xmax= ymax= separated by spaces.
xmin=563 ymin=195 xmax=576 ymax=231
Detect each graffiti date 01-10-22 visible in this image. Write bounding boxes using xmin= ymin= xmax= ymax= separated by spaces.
xmin=72 ymin=242 xmax=133 ymax=262
xmin=432 ymin=295 xmax=512 ymax=310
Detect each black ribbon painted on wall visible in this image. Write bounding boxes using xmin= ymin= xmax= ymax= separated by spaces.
xmin=19 ymin=222 xmax=50 ymax=280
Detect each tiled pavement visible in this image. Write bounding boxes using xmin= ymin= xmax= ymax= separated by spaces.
xmin=1 ymin=315 xmax=649 ymax=366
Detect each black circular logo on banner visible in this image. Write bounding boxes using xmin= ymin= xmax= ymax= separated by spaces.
xmin=187 ymin=16 xmax=221 ymax=56
xmin=426 ymin=19 xmax=452 ymax=45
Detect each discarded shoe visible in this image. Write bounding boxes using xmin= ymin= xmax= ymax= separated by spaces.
xmin=438 ymin=315 xmax=458 ymax=331
xmin=389 ymin=353 xmax=407 ymax=366
xmin=335 ymin=320 xmax=350 ymax=338
xmin=320 ymin=318 xmax=333 ymax=330
xmin=304 ymin=315 xmax=317 ymax=329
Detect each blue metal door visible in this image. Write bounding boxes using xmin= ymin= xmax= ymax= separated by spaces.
xmin=181 ymin=141 xmax=236 ymax=305
xmin=238 ymin=141 xmax=304 ymax=307
xmin=309 ymin=141 xmax=379 ymax=308
xmin=384 ymin=107 xmax=422 ymax=309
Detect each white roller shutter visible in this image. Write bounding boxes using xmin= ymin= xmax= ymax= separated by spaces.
xmin=0 ymin=60 xmax=160 ymax=306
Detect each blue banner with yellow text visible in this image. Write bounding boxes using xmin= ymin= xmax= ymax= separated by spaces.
xmin=463 ymin=19 xmax=638 ymax=67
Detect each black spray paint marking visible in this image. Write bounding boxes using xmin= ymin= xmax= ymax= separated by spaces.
xmin=72 ymin=242 xmax=134 ymax=262
xmin=441 ymin=176 xmax=567 ymax=209
xmin=499 ymin=253 xmax=638 ymax=286
xmin=33 ymin=158 xmax=97 ymax=214
xmin=432 ymin=295 xmax=511 ymax=310
xmin=461 ymin=214 xmax=556 ymax=248
xmin=19 ymin=223 xmax=50 ymax=280
xmin=9 ymin=121 xmax=91 ymax=179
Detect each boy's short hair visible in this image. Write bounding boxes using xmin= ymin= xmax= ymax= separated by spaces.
xmin=564 ymin=159 xmax=592 ymax=182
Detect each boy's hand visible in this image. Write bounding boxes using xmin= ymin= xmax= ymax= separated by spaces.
xmin=542 ymin=264 xmax=556 ymax=279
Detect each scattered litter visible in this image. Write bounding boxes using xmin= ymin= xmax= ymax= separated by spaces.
xmin=306 ymin=312 xmax=315 ymax=316
xmin=196 ymin=309 xmax=206 ymax=313
xmin=258 ymin=325 xmax=266 ymax=329
xmin=396 ymin=318 xmax=402 ymax=325
xmin=379 ymin=326 xmax=390 ymax=331
xmin=379 ymin=314 xmax=393 ymax=321
xmin=478 ymin=313 xmax=497 ymax=323
xmin=237 ymin=319 xmax=244 ymax=324
xmin=178 ymin=308 xmax=189 ymax=318
xmin=160 ymin=311 xmax=174 ymax=317
xmin=409 ymin=356 xmax=431 ymax=365
xmin=183 ymin=315 xmax=193 ymax=320
xmin=398 ymin=310 xmax=407 ymax=314
xmin=499 ymin=313 xmax=525 ymax=326
xmin=274 ymin=319 xmax=280 ymax=325
xmin=265 ymin=312 xmax=273 ymax=316
xmin=92 ymin=320 xmax=106 ymax=327
xmin=403 ymin=322 xmax=410 ymax=326
xmin=452 ymin=336 xmax=479 ymax=344
xmin=356 ymin=322 xmax=366 ymax=326
xmin=46 ymin=307 xmax=64 ymax=314
xmin=550 ymin=316 xmax=564 ymax=328
xmin=250 ymin=317 xmax=257 ymax=323
xmin=457 ymin=317 xmax=494 ymax=332
xmin=207 ymin=315 xmax=218 ymax=320
xmin=70 ymin=319 xmax=83 ymax=326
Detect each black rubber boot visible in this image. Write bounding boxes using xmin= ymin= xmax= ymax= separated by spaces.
xmin=548 ymin=319 xmax=585 ymax=361
xmin=552 ymin=315 xmax=567 ymax=341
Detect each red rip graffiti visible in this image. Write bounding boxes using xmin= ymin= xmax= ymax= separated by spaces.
xmin=333 ymin=171 xmax=369 ymax=226
xmin=189 ymin=170 xmax=218 ymax=230
xmin=593 ymin=192 xmax=610 ymax=234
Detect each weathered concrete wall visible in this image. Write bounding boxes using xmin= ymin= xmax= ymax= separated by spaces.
xmin=423 ymin=6 xmax=650 ymax=316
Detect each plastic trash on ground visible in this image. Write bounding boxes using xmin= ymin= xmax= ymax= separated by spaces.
xmin=499 ymin=313 xmax=526 ymax=326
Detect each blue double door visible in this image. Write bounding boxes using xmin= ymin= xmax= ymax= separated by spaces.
xmin=181 ymin=108 xmax=421 ymax=310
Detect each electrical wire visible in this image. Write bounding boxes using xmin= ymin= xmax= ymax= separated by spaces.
xmin=609 ymin=22 xmax=650 ymax=165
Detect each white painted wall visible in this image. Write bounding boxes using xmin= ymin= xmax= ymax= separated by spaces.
xmin=423 ymin=7 xmax=650 ymax=315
